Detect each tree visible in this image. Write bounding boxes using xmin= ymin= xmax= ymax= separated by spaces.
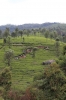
xmin=59 ymin=54 xmax=66 ymax=75
xmin=44 ymin=30 xmax=49 ymax=42
xmin=3 ymin=28 xmax=10 ymax=38
xmin=26 ymin=29 xmax=31 ymax=36
xmin=0 ymin=30 xmax=2 ymax=38
xmin=0 ymin=67 xmax=12 ymax=100
xmin=53 ymin=31 xmax=58 ymax=40
xmin=55 ymin=37 xmax=60 ymax=56
xmin=22 ymin=37 xmax=25 ymax=43
xmin=62 ymin=34 xmax=66 ymax=43
xmin=63 ymin=45 xmax=66 ymax=55
xmin=19 ymin=30 xmax=23 ymax=37
xmin=11 ymin=31 xmax=17 ymax=37
xmin=3 ymin=38 xmax=7 ymax=44
xmin=49 ymin=31 xmax=54 ymax=40
xmin=4 ymin=49 xmax=14 ymax=66
xmin=15 ymin=27 xmax=19 ymax=37
xmin=7 ymin=36 xmax=11 ymax=48
xmin=23 ymin=29 xmax=27 ymax=36
xmin=58 ymin=45 xmax=66 ymax=75
xmin=34 ymin=63 xmax=66 ymax=100
xmin=33 ymin=29 xmax=36 ymax=36
xmin=41 ymin=28 xmax=46 ymax=36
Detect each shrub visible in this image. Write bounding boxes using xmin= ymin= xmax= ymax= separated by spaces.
xmin=59 ymin=54 xmax=66 ymax=74
xmin=33 ymin=63 xmax=66 ymax=100
xmin=0 ymin=67 xmax=12 ymax=100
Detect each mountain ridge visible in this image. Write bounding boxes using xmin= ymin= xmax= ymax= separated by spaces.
xmin=0 ymin=22 xmax=66 ymax=32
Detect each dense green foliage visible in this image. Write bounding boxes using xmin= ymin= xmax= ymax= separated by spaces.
xmin=33 ymin=63 xmax=66 ymax=100
xmin=0 ymin=67 xmax=11 ymax=100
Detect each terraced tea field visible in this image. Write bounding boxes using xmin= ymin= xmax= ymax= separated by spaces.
xmin=0 ymin=36 xmax=65 ymax=92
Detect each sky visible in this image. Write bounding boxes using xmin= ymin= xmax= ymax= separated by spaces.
xmin=0 ymin=0 xmax=66 ymax=25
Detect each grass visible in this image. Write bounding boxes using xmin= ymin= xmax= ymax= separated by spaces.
xmin=0 ymin=36 xmax=65 ymax=92
xmin=11 ymin=36 xmax=56 ymax=44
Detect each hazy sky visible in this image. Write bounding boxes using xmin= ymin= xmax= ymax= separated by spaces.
xmin=0 ymin=0 xmax=66 ymax=25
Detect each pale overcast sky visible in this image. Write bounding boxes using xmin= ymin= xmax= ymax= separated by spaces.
xmin=0 ymin=0 xmax=66 ymax=25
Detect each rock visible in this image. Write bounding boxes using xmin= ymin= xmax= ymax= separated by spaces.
xmin=42 ymin=60 xmax=55 ymax=65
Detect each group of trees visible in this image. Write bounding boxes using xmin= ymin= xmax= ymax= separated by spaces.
xmin=40 ymin=28 xmax=66 ymax=43
xmin=32 ymin=63 xmax=66 ymax=100
xmin=0 ymin=26 xmax=66 ymax=43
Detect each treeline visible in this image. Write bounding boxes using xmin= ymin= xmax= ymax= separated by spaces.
xmin=0 ymin=25 xmax=66 ymax=43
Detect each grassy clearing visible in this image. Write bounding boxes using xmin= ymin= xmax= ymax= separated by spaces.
xmin=0 ymin=36 xmax=65 ymax=92
xmin=11 ymin=36 xmax=56 ymax=44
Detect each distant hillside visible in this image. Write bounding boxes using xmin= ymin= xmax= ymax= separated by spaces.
xmin=0 ymin=22 xmax=66 ymax=33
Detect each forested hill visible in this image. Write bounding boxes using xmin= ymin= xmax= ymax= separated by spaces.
xmin=0 ymin=22 xmax=66 ymax=32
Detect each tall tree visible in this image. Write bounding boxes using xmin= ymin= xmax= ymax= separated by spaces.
xmin=7 ymin=36 xmax=11 ymax=48
xmin=62 ymin=34 xmax=66 ymax=43
xmin=23 ymin=29 xmax=27 ymax=36
xmin=63 ymin=45 xmax=66 ymax=55
xmin=26 ymin=29 xmax=31 ymax=36
xmin=44 ymin=30 xmax=49 ymax=42
xmin=19 ymin=30 xmax=23 ymax=37
xmin=15 ymin=27 xmax=19 ymax=37
xmin=3 ymin=28 xmax=10 ymax=38
xmin=0 ymin=30 xmax=2 ymax=38
xmin=53 ymin=31 xmax=58 ymax=39
xmin=50 ymin=31 xmax=54 ymax=39
xmin=4 ymin=49 xmax=14 ymax=66
xmin=55 ymin=37 xmax=60 ymax=56
xmin=11 ymin=31 xmax=17 ymax=37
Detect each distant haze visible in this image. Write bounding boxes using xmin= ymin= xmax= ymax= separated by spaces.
xmin=0 ymin=0 xmax=66 ymax=25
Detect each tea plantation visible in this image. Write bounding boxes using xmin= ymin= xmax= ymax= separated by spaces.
xmin=0 ymin=36 xmax=65 ymax=92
